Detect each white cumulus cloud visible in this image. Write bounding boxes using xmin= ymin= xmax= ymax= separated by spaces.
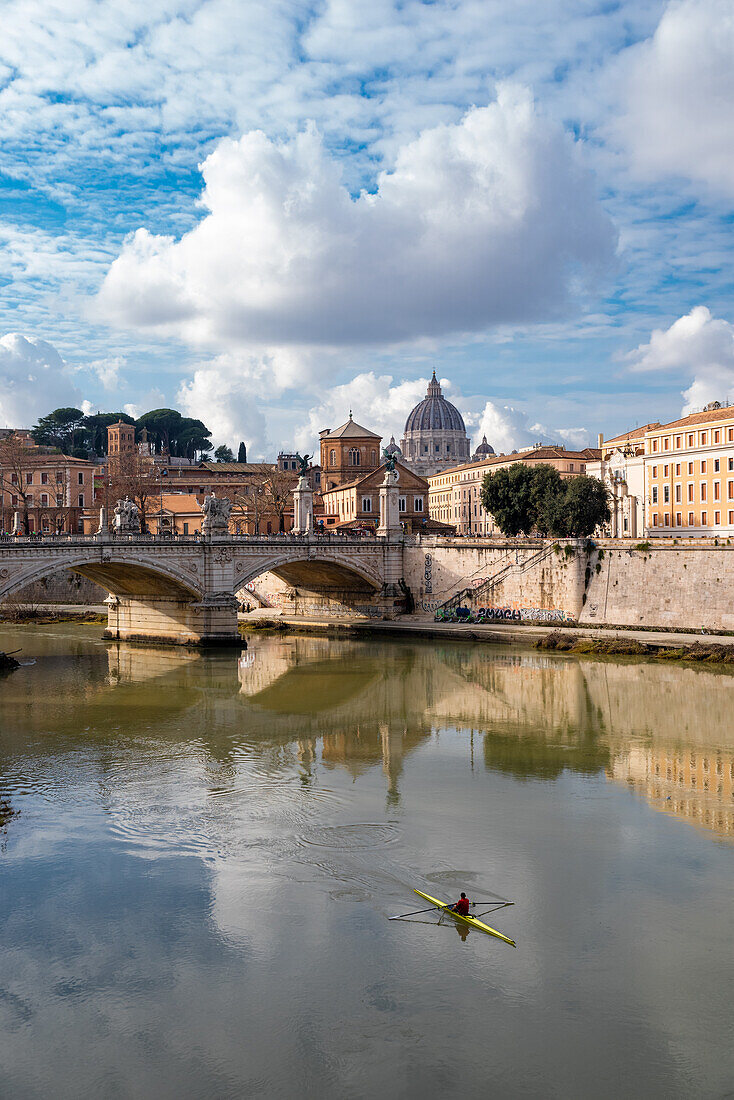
xmin=617 ymin=0 xmax=734 ymax=197
xmin=473 ymin=399 xmax=590 ymax=455
xmin=0 ymin=333 xmax=82 ymax=428
xmin=294 ymin=372 xmax=435 ymax=453
xmin=99 ymin=87 xmax=615 ymax=350
xmin=625 ymin=305 xmax=734 ymax=412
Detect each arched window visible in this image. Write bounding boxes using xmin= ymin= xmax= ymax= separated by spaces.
xmin=349 ymin=449 xmax=361 ymax=466
xmin=371 ymin=450 xmax=376 ymax=464
xmin=330 ymin=449 xmax=336 ymax=466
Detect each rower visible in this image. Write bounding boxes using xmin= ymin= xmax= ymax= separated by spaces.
xmin=451 ymin=893 xmax=471 ymax=916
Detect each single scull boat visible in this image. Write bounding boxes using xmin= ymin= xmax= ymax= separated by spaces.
xmin=413 ymin=889 xmax=516 ymax=947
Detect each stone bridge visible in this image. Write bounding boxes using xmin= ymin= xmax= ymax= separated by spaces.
xmin=0 ymin=532 xmax=407 ymax=645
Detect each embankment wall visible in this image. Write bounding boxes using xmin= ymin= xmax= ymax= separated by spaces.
xmin=405 ymin=538 xmax=734 ymax=632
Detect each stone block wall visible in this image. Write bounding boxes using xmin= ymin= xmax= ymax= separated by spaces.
xmin=403 ymin=539 xmax=587 ymax=621
xmin=581 ymin=540 xmax=734 ymax=631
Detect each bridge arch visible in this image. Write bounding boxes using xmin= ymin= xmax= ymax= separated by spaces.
xmin=0 ymin=552 xmax=203 ymax=604
xmin=232 ymin=552 xmax=383 ymax=596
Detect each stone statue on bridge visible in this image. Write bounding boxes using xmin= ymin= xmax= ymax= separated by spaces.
xmin=202 ymin=492 xmax=232 ymax=535
xmin=295 ymin=452 xmax=311 ymax=476
xmin=114 ymin=496 xmax=140 ymax=534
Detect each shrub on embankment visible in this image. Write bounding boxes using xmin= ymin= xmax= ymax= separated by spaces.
xmin=536 ymin=631 xmax=734 ymax=664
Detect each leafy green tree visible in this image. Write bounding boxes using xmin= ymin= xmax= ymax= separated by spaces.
xmin=481 ymin=463 xmax=610 ymax=537
xmin=214 ymin=444 xmax=235 ymax=462
xmin=529 ymin=464 xmax=563 ymax=536
xmin=480 ymin=464 xmax=537 ymax=535
xmin=135 ymin=409 xmax=212 ymax=459
xmin=32 ymin=407 xmax=86 ymax=452
xmin=548 ymin=475 xmax=611 ymax=537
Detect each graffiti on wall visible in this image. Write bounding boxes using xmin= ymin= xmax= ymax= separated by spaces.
xmin=435 ymin=602 xmax=574 ymax=624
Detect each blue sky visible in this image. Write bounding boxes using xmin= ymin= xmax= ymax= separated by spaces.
xmin=0 ymin=0 xmax=733 ymax=457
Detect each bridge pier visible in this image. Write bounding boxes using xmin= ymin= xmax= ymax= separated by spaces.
xmin=104 ymin=593 xmax=242 ymax=647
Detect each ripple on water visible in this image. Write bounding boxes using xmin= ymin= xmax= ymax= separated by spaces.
xmin=297 ymin=822 xmax=399 ymax=851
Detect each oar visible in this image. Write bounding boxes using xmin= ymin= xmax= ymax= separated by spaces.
xmin=389 ymin=904 xmax=451 ymax=920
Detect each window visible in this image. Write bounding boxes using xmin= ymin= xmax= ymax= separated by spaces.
xmin=77 ymin=494 xmax=84 ymax=507
xmin=371 ymin=450 xmax=376 ymax=464
xmin=78 ymin=472 xmax=84 ymax=485
xmin=701 ymin=483 xmax=707 ymax=501
xmin=329 ymin=449 xmax=336 ymax=466
xmin=664 ymin=437 xmax=669 ymax=450
xmin=676 ymin=513 xmax=682 ymax=526
xmin=652 ymin=486 xmax=658 ymax=503
xmin=361 ymin=497 xmax=372 ymax=513
xmin=687 ymin=483 xmax=694 ymax=502
xmin=664 ymin=513 xmax=670 ymax=527
xmin=675 ymin=463 xmax=680 ymax=475
xmin=663 ymin=485 xmax=670 ymax=503
xmin=56 ymin=494 xmax=63 ymax=507
xmin=689 ymin=512 xmax=695 ymax=525
xmin=398 ymin=496 xmax=407 ymax=512
xmin=688 ymin=434 xmax=694 ymax=446
xmin=26 ymin=472 xmax=32 ymax=484
xmin=701 ymin=460 xmax=707 ymax=474
xmin=688 ymin=462 xmax=693 ymax=474
xmin=349 ymin=449 xmax=361 ymax=466
xmin=653 ymin=514 xmax=658 ymax=526
xmin=675 ymin=485 xmax=681 ymax=502
xmin=714 ymin=430 xmax=720 ymax=444
xmin=569 ymin=463 xmax=574 ymax=471
xmin=183 ymin=522 xmax=189 ymax=535
xmin=715 ymin=511 xmax=721 ymax=525
xmin=41 ymin=472 xmax=48 ymax=484
xmin=701 ymin=432 xmax=708 ymax=445
xmin=729 ymin=429 xmax=734 ymax=442
xmin=675 ymin=436 xmax=681 ymax=447
xmin=714 ymin=482 xmax=721 ymax=500
xmin=11 ymin=494 xmax=18 ymax=507
xmin=730 ymin=512 xmax=734 ymax=525
xmin=10 ymin=473 xmax=17 ymax=484
xmin=664 ymin=464 xmax=669 ymax=477
xmin=714 ymin=458 xmax=720 ymax=472
xmin=652 ymin=465 xmax=657 ymax=477
xmin=414 ymin=496 xmax=424 ymax=512
xmin=701 ymin=511 xmax=707 ymax=525
xmin=40 ymin=493 xmax=48 ymax=506
xmin=652 ymin=439 xmax=658 ymax=452
xmin=729 ymin=481 xmax=734 ymax=500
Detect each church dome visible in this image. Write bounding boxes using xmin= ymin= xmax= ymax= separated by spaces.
xmin=472 ymin=434 xmax=495 ymax=461
xmin=384 ymin=435 xmax=402 ymax=457
xmin=404 ymin=372 xmax=466 ymax=434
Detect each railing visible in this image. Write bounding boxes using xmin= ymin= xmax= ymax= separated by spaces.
xmin=0 ymin=529 xmax=395 ymax=547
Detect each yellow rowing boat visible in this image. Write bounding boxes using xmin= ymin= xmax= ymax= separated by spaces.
xmin=414 ymin=889 xmax=516 ymax=947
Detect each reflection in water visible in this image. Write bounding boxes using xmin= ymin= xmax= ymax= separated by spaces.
xmin=1 ymin=625 xmax=733 ymax=1099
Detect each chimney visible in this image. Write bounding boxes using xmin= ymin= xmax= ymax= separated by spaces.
xmin=597 ymin=432 xmax=604 ymax=448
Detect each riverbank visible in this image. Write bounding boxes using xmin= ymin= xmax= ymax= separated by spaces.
xmin=240 ymin=610 xmax=734 ymax=658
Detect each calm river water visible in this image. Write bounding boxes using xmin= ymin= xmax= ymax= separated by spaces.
xmin=1 ymin=625 xmax=733 ymax=1099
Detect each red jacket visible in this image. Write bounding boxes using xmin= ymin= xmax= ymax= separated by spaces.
xmin=454 ymin=897 xmax=470 ymax=916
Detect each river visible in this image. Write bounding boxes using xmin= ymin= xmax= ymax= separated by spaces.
xmin=1 ymin=624 xmax=732 ymax=1099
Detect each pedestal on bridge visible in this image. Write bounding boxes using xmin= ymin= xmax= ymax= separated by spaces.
xmin=292 ymin=476 xmax=314 ymax=535
xmin=377 ymin=471 xmax=401 ymax=539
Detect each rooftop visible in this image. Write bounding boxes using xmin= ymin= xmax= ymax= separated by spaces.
xmin=649 ymin=404 xmax=734 ymax=432
xmin=321 ymin=414 xmax=381 ymax=441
